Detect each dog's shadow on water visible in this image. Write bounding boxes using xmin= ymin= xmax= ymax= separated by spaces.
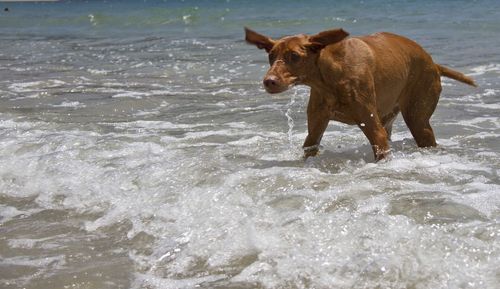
xmin=245 ymin=138 xmax=421 ymax=173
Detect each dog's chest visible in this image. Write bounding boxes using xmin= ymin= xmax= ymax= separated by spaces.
xmin=325 ymin=96 xmax=356 ymax=125
xmin=330 ymin=110 xmax=356 ymax=125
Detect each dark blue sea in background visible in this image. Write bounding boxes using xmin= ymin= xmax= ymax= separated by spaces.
xmin=1 ymin=1 xmax=499 ymax=288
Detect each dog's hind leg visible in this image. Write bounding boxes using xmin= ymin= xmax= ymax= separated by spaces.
xmin=400 ymin=72 xmax=442 ymax=147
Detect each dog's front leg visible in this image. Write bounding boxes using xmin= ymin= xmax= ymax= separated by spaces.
xmin=303 ymin=91 xmax=329 ymax=158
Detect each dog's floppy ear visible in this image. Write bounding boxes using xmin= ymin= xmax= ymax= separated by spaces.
xmin=307 ymin=28 xmax=349 ymax=52
xmin=245 ymin=27 xmax=275 ymax=53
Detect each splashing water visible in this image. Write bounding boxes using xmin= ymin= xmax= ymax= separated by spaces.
xmin=285 ymin=88 xmax=298 ymax=148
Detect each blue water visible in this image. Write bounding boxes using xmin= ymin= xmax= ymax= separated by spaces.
xmin=1 ymin=1 xmax=499 ymax=289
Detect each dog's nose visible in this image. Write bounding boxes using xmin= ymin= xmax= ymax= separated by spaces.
xmin=263 ymin=75 xmax=279 ymax=89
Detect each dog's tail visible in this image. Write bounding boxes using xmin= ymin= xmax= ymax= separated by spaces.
xmin=436 ymin=64 xmax=477 ymax=87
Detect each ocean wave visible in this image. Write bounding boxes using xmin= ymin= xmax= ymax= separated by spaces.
xmin=469 ymin=63 xmax=500 ymax=76
xmin=8 ymin=80 xmax=66 ymax=93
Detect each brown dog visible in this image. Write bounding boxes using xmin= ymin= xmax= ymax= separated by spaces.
xmin=245 ymin=27 xmax=476 ymax=161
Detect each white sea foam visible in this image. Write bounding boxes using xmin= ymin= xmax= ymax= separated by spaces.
xmin=2 ymin=255 xmax=66 ymax=268
xmin=469 ymin=63 xmax=500 ymax=76
xmin=114 ymin=120 xmax=212 ymax=130
xmin=1 ymin=102 xmax=498 ymax=289
xmin=112 ymin=91 xmax=149 ymax=99
xmin=8 ymin=80 xmax=66 ymax=93
xmin=0 ymin=205 xmax=26 ymax=222
xmin=482 ymin=88 xmax=499 ymax=96
xmin=451 ymin=117 xmax=500 ymax=129
xmin=468 ymin=102 xmax=500 ymax=110
xmin=88 ymin=68 xmax=109 ymax=75
xmin=50 ymin=101 xmax=86 ymax=108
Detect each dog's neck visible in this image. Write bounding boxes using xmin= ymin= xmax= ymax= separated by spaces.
xmin=301 ymin=63 xmax=330 ymax=92
xmin=302 ymin=52 xmax=343 ymax=93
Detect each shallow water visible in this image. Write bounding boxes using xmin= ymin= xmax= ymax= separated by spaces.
xmin=0 ymin=1 xmax=499 ymax=288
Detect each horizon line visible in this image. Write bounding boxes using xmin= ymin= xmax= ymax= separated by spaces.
xmin=1 ymin=0 xmax=60 ymax=2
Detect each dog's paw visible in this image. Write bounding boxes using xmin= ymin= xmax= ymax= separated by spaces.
xmin=303 ymin=144 xmax=321 ymax=159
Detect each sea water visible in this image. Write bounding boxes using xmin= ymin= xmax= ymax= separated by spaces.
xmin=0 ymin=1 xmax=499 ymax=288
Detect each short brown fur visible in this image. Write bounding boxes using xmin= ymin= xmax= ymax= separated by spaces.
xmin=245 ymin=27 xmax=476 ymax=161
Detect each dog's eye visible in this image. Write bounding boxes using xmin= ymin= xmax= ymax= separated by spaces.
xmin=289 ymin=51 xmax=301 ymax=63
xmin=268 ymin=53 xmax=277 ymax=65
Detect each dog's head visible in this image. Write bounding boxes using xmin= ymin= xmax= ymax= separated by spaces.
xmin=245 ymin=27 xmax=349 ymax=94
